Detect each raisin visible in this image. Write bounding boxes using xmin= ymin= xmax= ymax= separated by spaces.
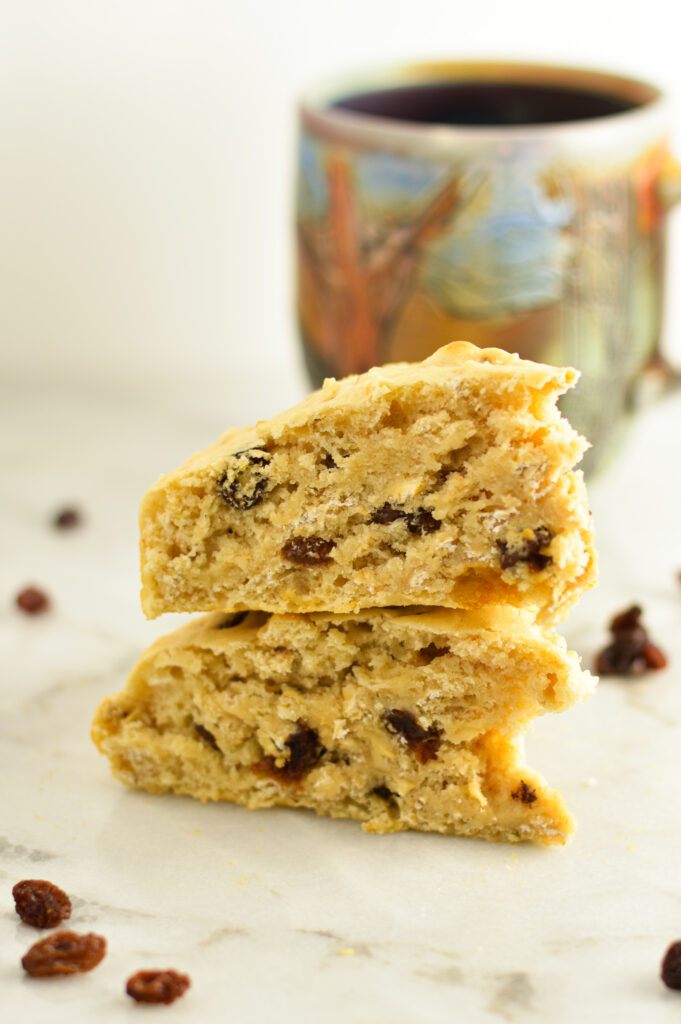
xmin=217 ymin=448 xmax=271 ymax=510
xmin=126 ymin=969 xmax=191 ymax=1004
xmin=596 ymin=634 xmax=648 ymax=675
xmin=16 ymin=586 xmax=50 ymax=615
xmin=595 ymin=604 xmax=668 ymax=676
xmin=406 ymin=510 xmax=441 ymax=535
xmin=218 ymin=611 xmax=248 ymax=629
xmin=419 ymin=643 xmax=449 ymax=664
xmin=371 ymin=504 xmax=406 ymax=525
xmin=13 ymin=880 xmax=72 ymax=929
xmin=497 ymin=526 xmax=553 ymax=571
xmin=252 ymin=721 xmax=325 ymax=783
xmin=372 ymin=785 xmax=398 ymax=801
xmin=21 ymin=930 xmax=106 ymax=977
xmin=610 ymin=605 xmax=644 ymax=633
xmin=281 ymin=536 xmax=335 ymax=566
xmin=321 ymin=452 xmax=337 ymax=469
xmin=511 ymin=780 xmax=537 ymax=805
xmin=53 ymin=507 xmax=82 ymax=530
xmin=643 ymin=642 xmax=668 ymax=670
xmin=370 ymin=504 xmax=441 ymax=534
xmin=661 ymin=941 xmax=681 ymax=990
xmin=383 ymin=709 xmax=442 ymax=764
xmin=194 ymin=724 xmax=220 ymax=751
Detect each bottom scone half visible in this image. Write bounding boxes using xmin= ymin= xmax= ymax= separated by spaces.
xmin=92 ymin=607 xmax=595 ymax=845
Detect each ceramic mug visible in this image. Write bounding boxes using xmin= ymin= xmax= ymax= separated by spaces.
xmin=296 ymin=61 xmax=681 ymax=474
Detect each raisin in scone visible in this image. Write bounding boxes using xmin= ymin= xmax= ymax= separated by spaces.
xmin=139 ymin=343 xmax=595 ymax=622
xmin=92 ymin=606 xmax=594 ymax=844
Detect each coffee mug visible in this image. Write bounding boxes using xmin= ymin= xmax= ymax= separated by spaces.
xmin=295 ymin=61 xmax=681 ymax=474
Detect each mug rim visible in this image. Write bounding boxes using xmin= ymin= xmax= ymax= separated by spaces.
xmin=300 ymin=59 xmax=668 ymax=144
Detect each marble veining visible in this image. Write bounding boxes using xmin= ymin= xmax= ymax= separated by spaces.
xmin=485 ymin=972 xmax=536 ymax=1020
xmin=3 ymin=369 xmax=681 ymax=1022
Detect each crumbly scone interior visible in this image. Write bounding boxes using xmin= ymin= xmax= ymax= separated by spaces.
xmin=140 ymin=347 xmax=594 ymax=621
xmin=93 ymin=609 xmax=592 ymax=845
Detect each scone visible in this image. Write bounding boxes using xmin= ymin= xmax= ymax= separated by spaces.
xmin=139 ymin=342 xmax=595 ymax=622
xmin=92 ymin=606 xmax=594 ymax=844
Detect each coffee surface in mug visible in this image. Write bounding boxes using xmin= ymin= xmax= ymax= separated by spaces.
xmin=333 ymin=81 xmax=638 ymax=126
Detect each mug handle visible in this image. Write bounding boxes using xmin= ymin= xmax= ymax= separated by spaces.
xmin=631 ymin=155 xmax=681 ymax=408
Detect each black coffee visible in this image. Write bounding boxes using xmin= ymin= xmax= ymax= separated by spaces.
xmin=332 ymin=81 xmax=637 ymax=127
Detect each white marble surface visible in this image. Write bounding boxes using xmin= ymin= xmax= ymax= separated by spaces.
xmin=3 ymin=362 xmax=681 ymax=1023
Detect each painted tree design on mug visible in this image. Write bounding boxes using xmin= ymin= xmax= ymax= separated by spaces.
xmin=297 ymin=152 xmax=464 ymax=377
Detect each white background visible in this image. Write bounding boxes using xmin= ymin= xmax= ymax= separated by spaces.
xmin=3 ymin=0 xmax=681 ymax=393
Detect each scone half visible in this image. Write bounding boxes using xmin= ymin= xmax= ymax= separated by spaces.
xmin=139 ymin=342 xmax=595 ymax=622
xmin=92 ymin=606 xmax=594 ymax=845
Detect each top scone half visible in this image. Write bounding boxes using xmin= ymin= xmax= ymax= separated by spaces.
xmin=140 ymin=342 xmax=596 ymax=621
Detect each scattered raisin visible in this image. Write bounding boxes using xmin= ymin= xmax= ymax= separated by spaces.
xmin=53 ymin=507 xmax=82 ymax=529
xmin=370 ymin=504 xmax=441 ymax=535
xmin=610 ymin=605 xmax=644 ymax=633
xmin=217 ymin=448 xmax=271 ymax=510
xmin=419 ymin=643 xmax=449 ymax=664
xmin=194 ymin=724 xmax=220 ymax=751
xmin=497 ymin=526 xmax=553 ymax=571
xmin=595 ymin=604 xmax=668 ymax=676
xmin=16 ymin=586 xmax=50 ymax=615
xmin=643 ymin=642 xmax=668 ymax=670
xmin=281 ymin=536 xmax=335 ymax=566
xmin=511 ymin=780 xmax=537 ymax=805
xmin=13 ymin=880 xmax=72 ymax=929
xmin=21 ymin=930 xmax=106 ymax=977
xmin=252 ymin=721 xmax=325 ymax=783
xmin=126 ymin=969 xmax=191 ymax=1004
xmin=218 ymin=611 xmax=248 ymax=629
xmin=372 ymin=785 xmax=398 ymax=801
xmin=596 ymin=636 xmax=645 ymax=675
xmin=382 ymin=709 xmax=442 ymax=764
xmin=661 ymin=941 xmax=681 ymax=990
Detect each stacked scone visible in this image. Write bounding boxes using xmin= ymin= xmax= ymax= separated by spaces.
xmin=93 ymin=342 xmax=596 ymax=844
